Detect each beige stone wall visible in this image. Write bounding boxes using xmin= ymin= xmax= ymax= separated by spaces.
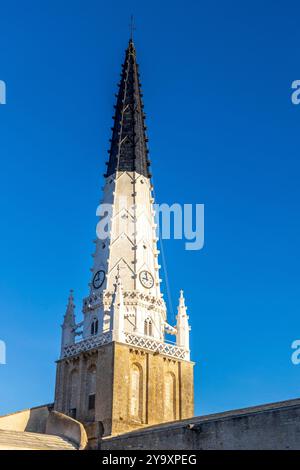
xmin=111 ymin=343 xmax=194 ymax=436
xmin=0 ymin=405 xmax=50 ymax=433
xmin=101 ymin=398 xmax=300 ymax=450
xmin=95 ymin=343 xmax=114 ymax=434
xmin=54 ymin=341 xmax=194 ymax=438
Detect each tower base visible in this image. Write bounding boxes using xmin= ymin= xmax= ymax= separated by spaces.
xmin=54 ymin=342 xmax=194 ymax=437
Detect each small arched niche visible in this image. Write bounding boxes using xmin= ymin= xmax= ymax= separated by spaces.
xmin=164 ymin=371 xmax=176 ymax=422
xmin=68 ymin=368 xmax=79 ymax=419
xmin=91 ymin=317 xmax=99 ymax=336
xmin=130 ymin=363 xmax=143 ymax=422
xmin=86 ymin=364 xmax=97 ymax=419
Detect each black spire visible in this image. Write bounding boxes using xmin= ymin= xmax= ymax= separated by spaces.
xmin=105 ymin=39 xmax=151 ymax=179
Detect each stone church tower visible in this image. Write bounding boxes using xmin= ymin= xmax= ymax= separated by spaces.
xmin=54 ymin=38 xmax=194 ymax=437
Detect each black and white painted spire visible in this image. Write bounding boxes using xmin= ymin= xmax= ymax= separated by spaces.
xmin=105 ymin=39 xmax=151 ymax=179
xmin=60 ymin=38 xmax=191 ymax=362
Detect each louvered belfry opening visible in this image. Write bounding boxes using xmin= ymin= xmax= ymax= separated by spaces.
xmin=105 ymin=39 xmax=151 ymax=179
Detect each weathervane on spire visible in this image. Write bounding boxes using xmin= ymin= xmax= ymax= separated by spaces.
xmin=129 ymin=15 xmax=136 ymax=41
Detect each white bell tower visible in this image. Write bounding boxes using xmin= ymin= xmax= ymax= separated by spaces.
xmin=58 ymin=39 xmax=191 ymax=359
xmin=80 ymin=40 xmax=169 ymax=347
xmin=55 ymin=39 xmax=194 ymax=436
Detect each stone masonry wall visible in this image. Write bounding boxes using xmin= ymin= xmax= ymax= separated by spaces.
xmin=101 ymin=398 xmax=300 ymax=450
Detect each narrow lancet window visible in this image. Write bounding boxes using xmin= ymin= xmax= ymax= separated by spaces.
xmin=130 ymin=363 xmax=143 ymax=421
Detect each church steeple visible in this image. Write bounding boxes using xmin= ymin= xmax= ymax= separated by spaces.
xmin=105 ymin=39 xmax=151 ymax=178
xmin=85 ymin=38 xmax=162 ymax=312
xmin=55 ymin=38 xmax=194 ymax=438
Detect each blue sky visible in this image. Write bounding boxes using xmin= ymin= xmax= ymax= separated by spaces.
xmin=0 ymin=0 xmax=300 ymax=417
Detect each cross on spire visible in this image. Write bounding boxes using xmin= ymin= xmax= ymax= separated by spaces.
xmin=129 ymin=15 xmax=136 ymax=41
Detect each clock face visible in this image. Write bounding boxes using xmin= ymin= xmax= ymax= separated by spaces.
xmin=139 ymin=270 xmax=154 ymax=289
xmin=92 ymin=270 xmax=105 ymax=289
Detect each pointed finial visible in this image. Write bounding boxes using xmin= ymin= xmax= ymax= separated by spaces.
xmin=67 ymin=289 xmax=74 ymax=305
xmin=176 ymin=289 xmax=190 ymax=357
xmin=67 ymin=289 xmax=75 ymax=308
xmin=129 ymin=15 xmax=136 ymax=41
xmin=63 ymin=289 xmax=76 ymax=325
xmin=177 ymin=289 xmax=188 ymax=316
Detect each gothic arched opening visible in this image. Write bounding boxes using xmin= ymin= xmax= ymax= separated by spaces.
xmin=130 ymin=363 xmax=143 ymax=422
xmin=68 ymin=368 xmax=79 ymax=419
xmin=91 ymin=318 xmax=99 ymax=336
xmin=86 ymin=365 xmax=97 ymax=420
xmin=164 ymin=372 xmax=176 ymax=422
xmin=144 ymin=318 xmax=153 ymax=337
